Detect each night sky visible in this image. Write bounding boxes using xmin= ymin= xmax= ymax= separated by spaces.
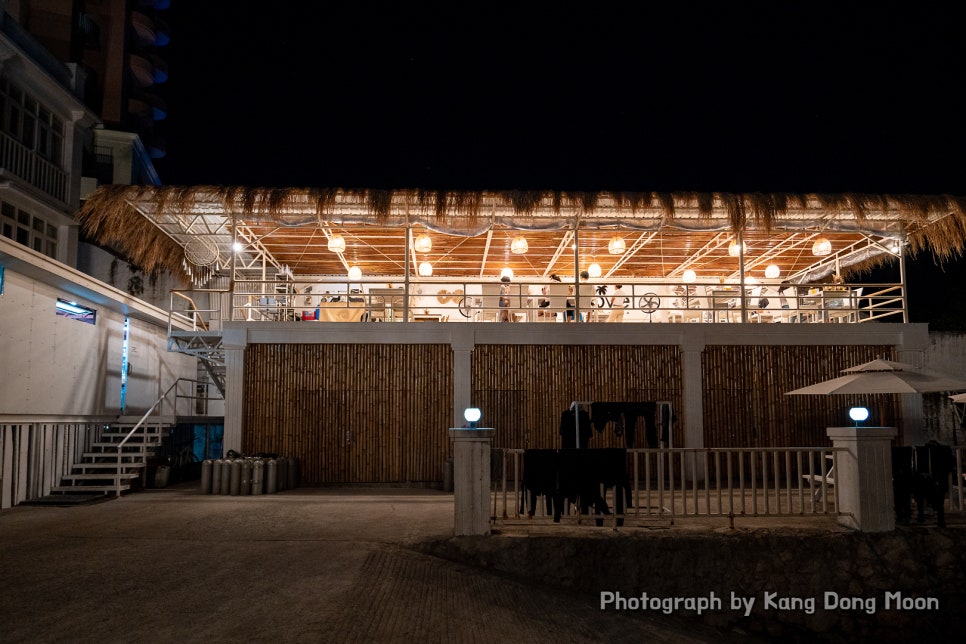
xmin=153 ymin=3 xmax=966 ymax=327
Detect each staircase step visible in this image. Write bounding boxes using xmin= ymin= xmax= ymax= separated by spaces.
xmin=91 ymin=442 xmax=156 ymax=450
xmin=101 ymin=431 xmax=164 ymax=439
xmin=51 ymin=484 xmax=131 ymax=493
xmin=63 ymin=473 xmax=140 ymax=481
xmin=82 ymin=452 xmax=144 ymax=460
xmin=73 ymin=462 xmax=146 ymax=470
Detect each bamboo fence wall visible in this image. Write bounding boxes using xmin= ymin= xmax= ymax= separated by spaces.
xmin=243 ymin=344 xmax=452 ymax=484
xmin=701 ymin=344 xmax=901 ymax=448
xmin=471 ymin=344 xmax=684 ymax=450
xmin=242 ymin=341 xmax=906 ymax=484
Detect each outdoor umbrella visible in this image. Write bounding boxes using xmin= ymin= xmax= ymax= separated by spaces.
xmin=785 ymin=359 xmax=966 ymax=396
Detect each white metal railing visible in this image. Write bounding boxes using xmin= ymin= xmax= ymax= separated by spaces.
xmin=0 ymin=418 xmax=111 ymax=509
xmin=492 ymin=447 xmax=845 ymax=528
xmin=0 ymin=130 xmax=69 ymax=203
xmin=221 ymin=277 xmax=906 ymax=324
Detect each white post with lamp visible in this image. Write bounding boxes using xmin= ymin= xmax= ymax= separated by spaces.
xmin=826 ymin=406 xmax=897 ymax=532
xmin=449 ymin=408 xmax=494 ymax=536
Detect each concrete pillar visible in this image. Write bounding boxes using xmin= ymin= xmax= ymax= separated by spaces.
xmin=448 ymin=428 xmax=495 ymax=536
xmin=826 ymin=426 xmax=897 ymax=532
xmin=682 ymin=334 xmax=706 ymax=479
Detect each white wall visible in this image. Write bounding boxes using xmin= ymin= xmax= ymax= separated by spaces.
xmin=0 ymin=268 xmax=196 ymax=416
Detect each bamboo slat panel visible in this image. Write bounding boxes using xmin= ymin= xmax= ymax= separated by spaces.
xmin=471 ymin=345 xmax=683 ymax=449
xmin=701 ymin=345 xmax=901 ymax=448
xmin=243 ymin=344 xmax=452 ymax=484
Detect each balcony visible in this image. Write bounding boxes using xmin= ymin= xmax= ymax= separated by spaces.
xmin=0 ymin=130 xmax=69 ymax=204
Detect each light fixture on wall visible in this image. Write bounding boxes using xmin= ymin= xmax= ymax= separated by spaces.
xmin=327 ymin=234 xmax=346 ymax=253
xmin=499 ymin=267 xmax=514 ymax=280
xmin=587 ymin=262 xmax=602 ymax=278
xmin=765 ymin=264 xmax=781 ymax=279
xmin=608 ymin=236 xmax=626 ymax=254
xmin=418 ymin=261 xmax=433 ymax=277
xmin=414 ymin=233 xmax=432 ymax=253
xmin=348 ymin=265 xmax=362 ymax=281
xmin=728 ymin=239 xmax=746 ymax=257
xmin=682 ymin=269 xmax=697 ymax=283
xmin=510 ymin=235 xmax=529 ymax=254
xmin=812 ymin=236 xmax=832 ymax=256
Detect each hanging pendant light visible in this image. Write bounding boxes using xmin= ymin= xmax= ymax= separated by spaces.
xmin=418 ymin=261 xmax=433 ymax=277
xmin=327 ymin=234 xmax=346 ymax=253
xmin=588 ymin=262 xmax=602 ymax=278
xmin=500 ymin=267 xmax=514 ymax=280
xmin=682 ymin=269 xmax=697 ymax=283
xmin=510 ymin=235 xmax=529 ymax=254
xmin=812 ymin=236 xmax=832 ymax=256
xmin=765 ymin=264 xmax=781 ymax=279
xmin=608 ymin=236 xmax=626 ymax=254
xmin=348 ymin=265 xmax=362 ymax=281
xmin=728 ymin=239 xmax=746 ymax=257
xmin=414 ymin=233 xmax=432 ymax=253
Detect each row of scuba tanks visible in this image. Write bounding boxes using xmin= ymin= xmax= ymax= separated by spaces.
xmin=199 ymin=457 xmax=299 ymax=495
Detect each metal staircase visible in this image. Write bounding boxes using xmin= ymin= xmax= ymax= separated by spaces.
xmin=51 ymin=417 xmax=171 ymax=496
xmin=166 ymin=290 xmax=225 ymax=396
xmin=51 ymin=378 xmax=205 ymax=498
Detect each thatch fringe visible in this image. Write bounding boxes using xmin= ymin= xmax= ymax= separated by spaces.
xmin=75 ymin=185 xmax=966 ymax=283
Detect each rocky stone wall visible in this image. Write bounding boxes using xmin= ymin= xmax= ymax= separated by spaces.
xmin=424 ymin=526 xmax=966 ymax=641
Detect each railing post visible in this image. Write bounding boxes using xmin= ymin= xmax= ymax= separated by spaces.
xmin=826 ymin=426 xmax=898 ymax=532
xmin=448 ymin=428 xmax=495 ymax=536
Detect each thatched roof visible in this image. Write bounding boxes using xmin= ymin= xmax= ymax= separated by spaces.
xmin=76 ymin=186 xmax=966 ymax=285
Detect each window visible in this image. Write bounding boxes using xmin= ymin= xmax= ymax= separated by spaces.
xmin=0 ymin=80 xmax=65 ymax=167
xmin=56 ymin=298 xmax=96 ymax=325
xmin=0 ymin=201 xmax=58 ymax=260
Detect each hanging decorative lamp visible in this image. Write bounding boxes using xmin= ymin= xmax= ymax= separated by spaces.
xmin=608 ymin=236 xmax=626 ymax=254
xmin=588 ymin=263 xmax=602 ymax=278
xmin=418 ymin=261 xmax=433 ymax=277
xmin=500 ymin=267 xmax=514 ymax=280
xmin=682 ymin=269 xmax=697 ymax=283
xmin=765 ymin=264 xmax=781 ymax=279
xmin=728 ymin=239 xmax=746 ymax=257
xmin=348 ymin=265 xmax=362 ymax=281
xmin=414 ymin=233 xmax=432 ymax=253
xmin=327 ymin=234 xmax=346 ymax=253
xmin=510 ymin=235 xmax=529 ymax=254
xmin=812 ymin=236 xmax=832 ymax=256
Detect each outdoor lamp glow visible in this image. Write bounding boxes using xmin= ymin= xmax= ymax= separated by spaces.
xmin=327 ymin=234 xmax=346 ymax=253
xmin=464 ymin=407 xmax=482 ymax=428
xmin=232 ymin=241 xmax=244 ymax=252
xmin=849 ymin=406 xmax=870 ymax=426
